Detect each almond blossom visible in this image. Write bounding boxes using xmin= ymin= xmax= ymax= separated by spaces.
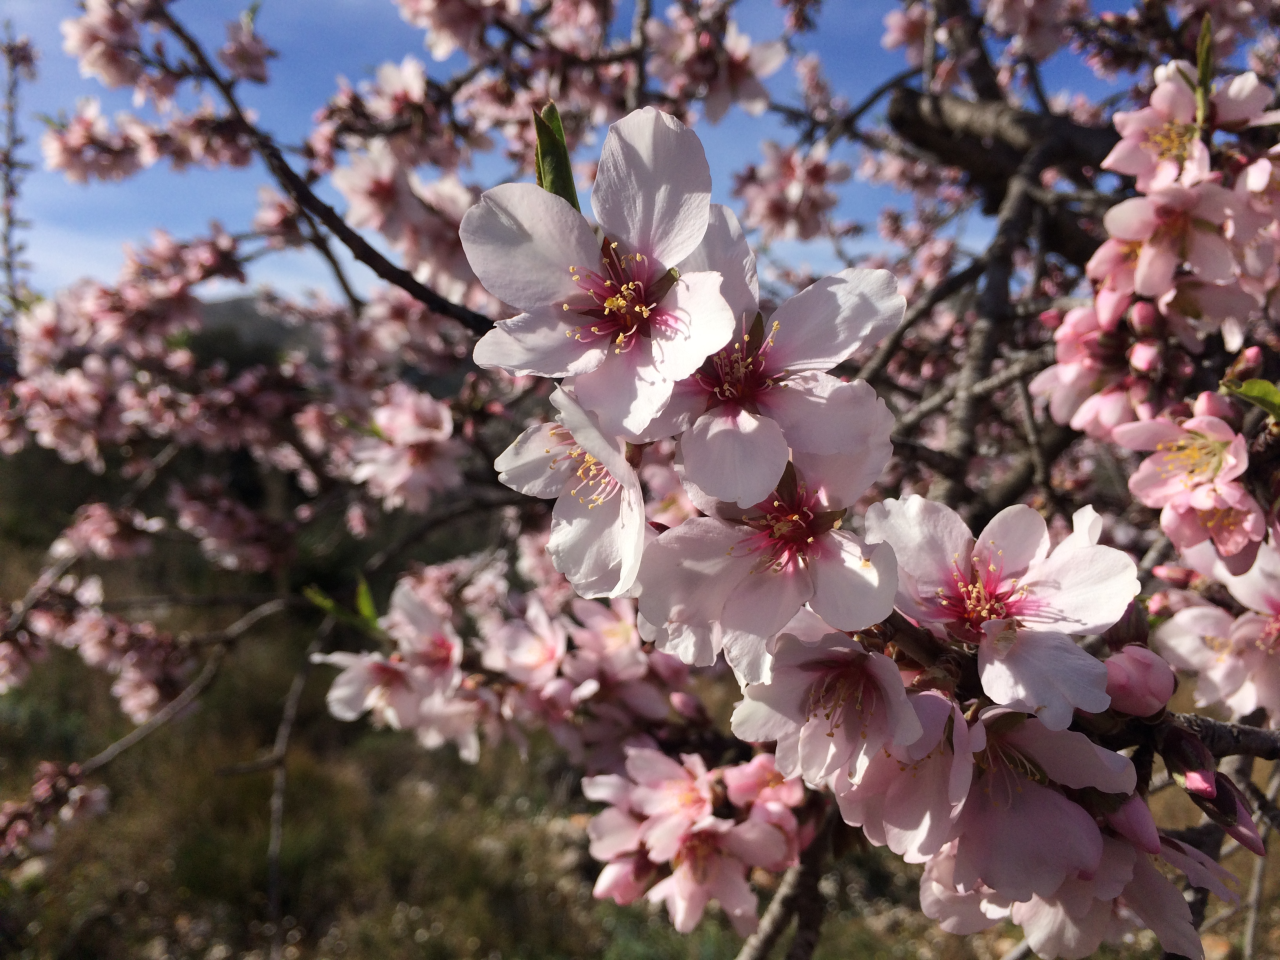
xmin=865 ymin=498 xmax=1139 ymax=729
xmin=831 ymin=690 xmax=974 ymax=863
xmin=461 ymin=107 xmax=736 ymax=435
xmin=349 ymin=382 xmax=464 ymax=514
xmin=637 ymin=454 xmax=898 ymax=684
xmin=494 ymin=387 xmax=645 ymax=599
xmin=948 ymin=709 xmax=1135 ymax=902
xmin=1102 ymin=184 xmax=1235 ymax=299
xmin=1102 ymin=62 xmax=1208 ymax=191
xmin=730 ymin=627 xmax=922 ymax=785
xmin=648 ymin=257 xmax=902 ymax=506
xmin=1155 ymin=539 xmax=1280 ymax=723
xmin=313 ymin=572 xmax=464 ymax=727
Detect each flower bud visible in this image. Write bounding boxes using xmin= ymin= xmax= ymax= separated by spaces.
xmin=1038 ymin=308 xmax=1063 ymax=330
xmin=670 ymin=691 xmax=706 ymax=721
xmin=1160 ymin=725 xmax=1217 ymax=798
xmin=1189 ymin=773 xmax=1266 ymax=856
xmin=1105 ymin=794 xmax=1162 ymax=855
xmin=1192 ymin=391 xmax=1239 ymax=424
xmin=1129 ymin=300 xmax=1161 ymax=336
xmin=1105 ymin=645 xmax=1175 ymax=716
xmin=1128 ymin=339 xmax=1162 ymax=374
xmin=1226 ymin=345 xmax=1265 ymax=383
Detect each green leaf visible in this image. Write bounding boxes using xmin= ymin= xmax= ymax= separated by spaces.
xmin=355 ymin=576 xmax=378 ymax=626
xmin=303 ymin=585 xmax=338 ymax=614
xmin=533 ymin=102 xmax=580 ymax=212
xmin=1223 ymin=378 xmax=1280 ymax=419
xmin=1196 ymin=14 xmax=1213 ymax=127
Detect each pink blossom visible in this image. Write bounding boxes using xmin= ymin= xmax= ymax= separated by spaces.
xmin=60 ymin=0 xmax=142 ymax=89
xmin=1112 ymin=409 xmax=1249 ymax=507
xmin=652 ymin=256 xmax=902 ymax=506
xmin=831 ymin=690 xmax=973 ymax=863
xmin=882 ymin=3 xmax=928 ymax=66
xmin=481 ymin=597 xmax=566 ymax=691
xmin=637 ymin=454 xmax=898 ymax=684
xmin=349 ymin=383 xmax=463 ymax=513
xmin=1161 ymin=481 xmax=1266 ymax=570
xmin=733 ymin=141 xmax=850 ymax=243
xmin=218 ymin=17 xmax=274 ymax=84
xmin=731 ymin=627 xmax=921 ymax=784
xmin=463 ymin=108 xmax=735 ymax=435
xmin=866 ymin=498 xmax=1138 ymax=729
xmin=983 ymin=0 xmax=1070 ymax=60
xmin=1104 ymin=645 xmax=1176 ymax=716
xmin=1103 ymin=184 xmax=1236 ymax=299
xmin=1103 ymin=65 xmax=1209 ymax=191
xmin=1155 ymin=541 xmax=1280 ymax=722
xmin=494 ymin=387 xmax=646 ymax=599
xmin=721 ymin=754 xmax=804 ymax=809
xmin=949 ymin=709 xmax=1135 ymax=901
xmin=645 ymin=816 xmax=788 ymax=935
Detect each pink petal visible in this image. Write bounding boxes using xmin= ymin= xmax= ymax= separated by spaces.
xmin=473 ymin=308 xmax=608 ymax=377
xmin=681 ymin=407 xmax=789 ymax=508
xmin=807 ymin=533 xmax=898 ymax=631
xmin=764 ymin=267 xmax=904 ymax=373
xmin=459 ymin=182 xmax=603 ymax=311
xmin=592 ymin=107 xmax=711 ymax=267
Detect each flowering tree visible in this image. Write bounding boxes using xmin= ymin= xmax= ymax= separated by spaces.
xmin=8 ymin=0 xmax=1280 ymax=957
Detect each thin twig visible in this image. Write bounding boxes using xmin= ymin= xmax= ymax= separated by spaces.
xmin=81 ymin=646 xmax=227 ymax=775
xmin=154 ymin=9 xmax=492 ymax=335
xmin=894 ymin=344 xmax=1056 ymax=432
xmin=625 ymin=0 xmax=651 ymax=111
xmin=267 ymin=620 xmax=332 ymax=960
xmin=856 ymin=259 xmax=986 ymax=384
xmin=735 ymin=807 xmax=835 ymax=960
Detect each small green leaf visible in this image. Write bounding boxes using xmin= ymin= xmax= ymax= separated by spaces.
xmin=355 ymin=576 xmax=378 ymax=626
xmin=1196 ymin=14 xmax=1213 ymax=127
xmin=1224 ymin=378 xmax=1280 ymax=419
xmin=533 ymin=102 xmax=580 ymax=212
xmin=303 ymin=585 xmax=338 ymax=614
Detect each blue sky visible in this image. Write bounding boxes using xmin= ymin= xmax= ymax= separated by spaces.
xmin=0 ymin=0 xmax=1125 ymax=304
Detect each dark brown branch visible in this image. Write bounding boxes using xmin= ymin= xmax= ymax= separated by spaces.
xmin=1174 ymin=714 xmax=1280 ymax=760
xmin=931 ymin=140 xmax=1064 ymax=505
xmin=934 ymin=0 xmax=1004 ymax=101
xmin=968 ymin=422 xmax=1074 ymax=528
xmin=155 ymin=9 xmax=493 ymax=335
xmin=895 ymin=344 xmax=1056 ymax=433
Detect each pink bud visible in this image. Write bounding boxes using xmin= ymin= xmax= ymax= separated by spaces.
xmin=1095 ymin=289 xmax=1131 ymax=331
xmin=1128 ymin=339 xmax=1163 ymax=374
xmin=1129 ymin=300 xmax=1161 ymax=336
xmin=1106 ymin=794 xmax=1163 ymax=855
xmin=1227 ymin=345 xmax=1265 ymax=382
xmin=1038 ymin=309 xmax=1063 ymax=330
xmin=1153 ymin=564 xmax=1195 ymax=588
xmin=1192 ymin=391 xmax=1238 ymax=423
xmin=1106 ymin=646 xmax=1176 ymax=716
xmin=670 ymin=691 xmax=705 ymax=721
xmin=1184 ymin=769 xmax=1218 ymax=798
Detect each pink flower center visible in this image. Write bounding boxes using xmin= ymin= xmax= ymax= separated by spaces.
xmin=805 ymin=660 xmax=880 ymax=739
xmin=932 ymin=549 xmax=1029 ymax=642
xmin=695 ymin=320 xmax=781 ymax=406
xmin=736 ymin=482 xmax=841 ymax=573
xmin=414 ymin=632 xmax=456 ymax=671
xmin=675 ymin=830 xmax=723 ymax=883
xmin=562 ymin=239 xmax=681 ymax=354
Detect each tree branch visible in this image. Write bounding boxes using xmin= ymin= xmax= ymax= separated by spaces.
xmin=155 ymin=9 xmax=493 ymax=335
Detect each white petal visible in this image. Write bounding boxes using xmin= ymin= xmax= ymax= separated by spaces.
xmin=681 ymin=407 xmax=788 ymax=508
xmin=592 ymin=107 xmax=711 ymax=267
xmin=473 ymin=308 xmax=608 ymax=377
xmin=675 ymin=203 xmax=758 ymax=324
xmin=494 ymin=422 xmax=574 ymax=498
xmin=459 ymin=182 xmax=603 ymax=311
xmin=764 ymin=268 xmax=905 ymax=373
xmin=808 ymin=533 xmax=898 ymax=631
